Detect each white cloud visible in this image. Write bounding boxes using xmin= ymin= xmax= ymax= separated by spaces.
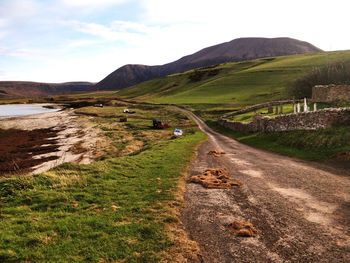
xmin=61 ymin=0 xmax=130 ymax=9
xmin=69 ymin=21 xmax=121 ymax=40
xmin=63 ymin=20 xmax=155 ymax=45
xmin=0 ymin=0 xmax=39 ymax=19
xmin=0 ymin=31 xmax=7 ymax=40
xmin=110 ymin=21 xmax=150 ymax=34
xmin=0 ymin=47 xmax=41 ymax=58
xmin=66 ymin=39 xmax=101 ymax=48
xmin=0 ymin=18 xmax=8 ymax=27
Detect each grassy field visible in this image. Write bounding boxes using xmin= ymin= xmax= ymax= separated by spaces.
xmin=208 ymin=121 xmax=350 ymax=161
xmin=230 ymin=102 xmax=333 ymax=123
xmin=0 ymin=105 xmax=206 ymax=262
xmin=230 ymin=104 xmax=295 ymax=123
xmin=118 ymin=51 xmax=350 ymax=106
xmin=74 ymin=104 xmax=198 ymax=157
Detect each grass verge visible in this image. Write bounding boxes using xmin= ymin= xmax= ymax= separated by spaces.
xmin=0 ymin=125 xmax=206 ymax=262
xmin=207 ymin=120 xmax=350 ymax=161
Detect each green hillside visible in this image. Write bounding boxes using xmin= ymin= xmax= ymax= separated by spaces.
xmin=118 ymin=51 xmax=350 ymax=106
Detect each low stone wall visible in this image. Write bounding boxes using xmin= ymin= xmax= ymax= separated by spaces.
xmin=312 ymin=84 xmax=350 ymax=102
xmin=219 ymin=108 xmax=350 ymax=133
xmin=222 ymin=99 xmax=300 ymax=118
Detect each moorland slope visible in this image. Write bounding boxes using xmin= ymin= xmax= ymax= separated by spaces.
xmin=0 ymin=81 xmax=94 ymax=98
xmin=95 ymin=37 xmax=322 ymax=90
xmin=118 ymin=51 xmax=350 ymax=105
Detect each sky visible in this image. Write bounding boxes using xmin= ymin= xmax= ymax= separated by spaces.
xmin=0 ymin=0 xmax=349 ymax=83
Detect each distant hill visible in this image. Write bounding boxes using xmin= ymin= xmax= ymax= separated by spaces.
xmin=95 ymin=37 xmax=322 ymax=90
xmin=0 ymin=81 xmax=94 ymax=98
xmin=117 ymin=51 xmax=350 ymax=105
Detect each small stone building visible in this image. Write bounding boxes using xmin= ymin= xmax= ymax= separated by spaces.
xmin=312 ymin=84 xmax=350 ymax=102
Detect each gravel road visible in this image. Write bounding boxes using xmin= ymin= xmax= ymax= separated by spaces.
xmin=181 ymin=110 xmax=350 ymax=263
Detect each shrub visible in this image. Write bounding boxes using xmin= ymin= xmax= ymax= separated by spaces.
xmin=188 ymin=69 xmax=221 ymax=82
xmin=289 ymin=61 xmax=350 ymax=98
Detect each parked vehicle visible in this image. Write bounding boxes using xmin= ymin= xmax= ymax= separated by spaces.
xmin=123 ymin=109 xmax=136 ymax=114
xmin=152 ymin=119 xmax=169 ymax=129
xmin=173 ymin=128 xmax=183 ymax=136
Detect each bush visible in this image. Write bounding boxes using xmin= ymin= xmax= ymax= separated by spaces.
xmin=289 ymin=61 xmax=350 ymax=98
xmin=188 ymin=69 xmax=221 ymax=82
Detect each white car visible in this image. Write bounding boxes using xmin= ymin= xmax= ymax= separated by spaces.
xmin=173 ymin=128 xmax=183 ymax=136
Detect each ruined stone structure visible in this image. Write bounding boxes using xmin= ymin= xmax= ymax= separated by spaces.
xmin=312 ymin=84 xmax=350 ymax=102
xmin=219 ymin=108 xmax=350 ymax=133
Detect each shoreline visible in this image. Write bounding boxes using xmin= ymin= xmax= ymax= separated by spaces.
xmin=0 ymin=109 xmax=105 ymax=176
xmin=0 ymin=103 xmax=63 ymax=119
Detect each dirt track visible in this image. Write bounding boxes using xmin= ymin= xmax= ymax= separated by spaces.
xmin=181 ymin=110 xmax=350 ymax=263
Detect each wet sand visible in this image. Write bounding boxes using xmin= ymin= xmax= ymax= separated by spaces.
xmin=0 ymin=110 xmax=104 ymax=176
xmin=0 ymin=128 xmax=61 ymax=175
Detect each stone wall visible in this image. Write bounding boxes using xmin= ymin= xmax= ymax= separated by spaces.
xmin=222 ymin=99 xmax=300 ymax=118
xmin=219 ymin=108 xmax=350 ymax=133
xmin=312 ymin=84 xmax=350 ymax=102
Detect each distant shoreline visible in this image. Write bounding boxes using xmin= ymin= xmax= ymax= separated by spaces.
xmin=0 ymin=103 xmax=62 ymax=119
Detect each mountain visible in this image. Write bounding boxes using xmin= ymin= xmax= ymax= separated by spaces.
xmin=95 ymin=37 xmax=323 ymax=90
xmin=117 ymin=51 xmax=350 ymax=105
xmin=0 ymin=81 xmax=94 ymax=98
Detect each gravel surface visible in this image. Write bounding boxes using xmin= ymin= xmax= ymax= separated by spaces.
xmin=181 ymin=110 xmax=350 ymax=263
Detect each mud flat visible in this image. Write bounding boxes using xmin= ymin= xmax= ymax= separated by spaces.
xmin=0 ymin=110 xmax=105 ymax=176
